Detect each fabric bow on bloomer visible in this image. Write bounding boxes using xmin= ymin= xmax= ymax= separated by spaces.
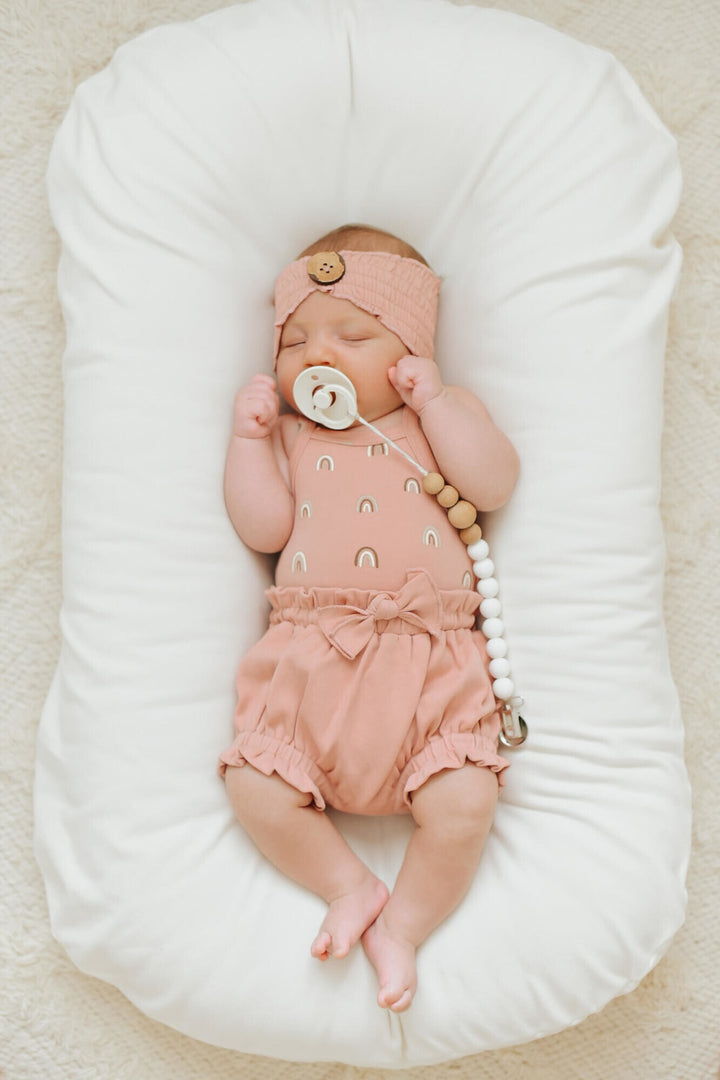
xmin=316 ymin=569 xmax=443 ymax=659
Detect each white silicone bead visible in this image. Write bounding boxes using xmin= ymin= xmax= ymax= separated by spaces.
xmin=480 ymin=597 xmax=501 ymax=618
xmin=485 ymin=637 xmax=508 ymax=659
xmin=481 ymin=617 xmax=504 ymax=639
xmin=492 ymin=677 xmax=515 ymax=701
xmin=466 ymin=538 xmax=489 ymax=561
xmin=473 ymin=558 xmax=495 ymax=579
xmin=489 ymin=657 xmax=511 ymax=678
xmin=477 ymin=577 xmax=499 ymax=599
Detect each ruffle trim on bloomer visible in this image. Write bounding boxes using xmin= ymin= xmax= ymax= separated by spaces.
xmin=218 ymin=726 xmax=509 ymax=815
xmin=218 ymin=731 xmax=328 ymax=811
xmin=402 ymin=730 xmax=510 ymax=807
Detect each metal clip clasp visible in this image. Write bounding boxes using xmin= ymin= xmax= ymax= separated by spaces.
xmin=499 ymin=698 xmax=528 ymax=748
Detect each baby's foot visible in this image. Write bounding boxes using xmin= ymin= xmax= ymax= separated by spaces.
xmin=361 ymin=911 xmax=418 ymax=1012
xmin=311 ymin=875 xmax=389 ymax=961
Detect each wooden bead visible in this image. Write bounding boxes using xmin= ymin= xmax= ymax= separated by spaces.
xmin=422 ymin=472 xmax=445 ymax=495
xmin=436 ymin=485 xmax=459 ymax=508
xmin=448 ymin=500 xmax=477 ymax=529
xmin=460 ymin=523 xmax=483 ymax=545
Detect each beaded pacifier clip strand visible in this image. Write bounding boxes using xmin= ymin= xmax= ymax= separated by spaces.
xmin=293 ymin=365 xmax=528 ymax=748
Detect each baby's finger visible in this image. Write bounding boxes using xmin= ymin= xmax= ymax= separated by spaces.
xmin=388 ymin=362 xmax=414 ymax=390
xmin=246 ymin=373 xmax=277 ymax=393
xmin=250 ymin=393 xmax=277 ymax=420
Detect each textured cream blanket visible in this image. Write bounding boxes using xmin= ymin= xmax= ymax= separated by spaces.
xmin=2 ymin=0 xmax=718 ymax=1077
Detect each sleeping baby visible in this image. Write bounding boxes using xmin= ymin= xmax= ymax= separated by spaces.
xmin=218 ymin=223 xmax=519 ymax=1013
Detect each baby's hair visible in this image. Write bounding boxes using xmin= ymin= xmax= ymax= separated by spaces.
xmin=299 ymin=224 xmax=430 ymax=267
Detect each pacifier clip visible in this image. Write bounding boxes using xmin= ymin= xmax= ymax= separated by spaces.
xmin=293 ymin=366 xmax=528 ymax=748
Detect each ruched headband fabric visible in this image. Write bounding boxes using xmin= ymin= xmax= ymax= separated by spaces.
xmin=273 ymin=250 xmax=441 ymax=363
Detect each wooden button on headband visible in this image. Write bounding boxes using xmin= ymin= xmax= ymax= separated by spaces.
xmin=306 ymin=251 xmax=346 ymax=284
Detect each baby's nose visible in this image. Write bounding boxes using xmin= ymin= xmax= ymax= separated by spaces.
xmin=304 ymin=354 xmax=334 ymax=367
xmin=304 ymin=341 xmax=336 ymax=366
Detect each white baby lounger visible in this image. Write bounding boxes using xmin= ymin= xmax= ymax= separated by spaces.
xmin=34 ymin=0 xmax=691 ymax=1066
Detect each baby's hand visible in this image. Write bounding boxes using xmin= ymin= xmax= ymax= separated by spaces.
xmin=232 ymin=374 xmax=280 ymax=438
xmin=388 ymin=355 xmax=444 ymax=413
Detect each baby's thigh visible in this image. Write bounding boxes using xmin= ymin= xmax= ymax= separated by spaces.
xmin=225 ymin=764 xmax=315 ymax=821
xmin=410 ymin=765 xmax=498 ymax=836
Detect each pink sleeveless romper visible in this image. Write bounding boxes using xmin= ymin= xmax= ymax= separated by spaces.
xmin=218 ymin=407 xmax=509 ymax=815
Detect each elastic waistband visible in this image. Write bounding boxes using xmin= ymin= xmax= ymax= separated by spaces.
xmin=266 ymin=569 xmax=478 ymax=660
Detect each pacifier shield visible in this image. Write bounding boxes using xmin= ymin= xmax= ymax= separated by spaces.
xmin=292 ymin=366 xmax=358 ymax=429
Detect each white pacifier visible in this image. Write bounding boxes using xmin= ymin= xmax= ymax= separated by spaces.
xmin=292 ymin=366 xmax=358 ymax=430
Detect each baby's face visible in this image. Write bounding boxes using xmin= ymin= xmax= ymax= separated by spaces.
xmin=276 ymin=292 xmax=408 ymax=423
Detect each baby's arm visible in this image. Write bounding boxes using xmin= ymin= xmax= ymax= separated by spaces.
xmin=389 ymin=357 xmax=519 ymax=512
xmin=224 ymin=374 xmax=294 ymax=552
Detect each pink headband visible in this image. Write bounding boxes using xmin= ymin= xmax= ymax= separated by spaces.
xmin=273 ymin=249 xmax=441 ymax=363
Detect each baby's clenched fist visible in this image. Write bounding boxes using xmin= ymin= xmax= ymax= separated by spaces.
xmin=233 ymin=374 xmax=280 ymax=438
xmin=388 ymin=355 xmax=444 ymax=413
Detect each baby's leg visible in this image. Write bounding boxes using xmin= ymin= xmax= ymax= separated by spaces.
xmin=225 ymin=765 xmax=388 ymax=959
xmin=362 ymin=765 xmax=498 ymax=1012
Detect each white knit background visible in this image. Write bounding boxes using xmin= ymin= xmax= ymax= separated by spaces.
xmin=1 ymin=0 xmax=718 ymax=1077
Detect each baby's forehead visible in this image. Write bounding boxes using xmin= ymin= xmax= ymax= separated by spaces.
xmin=285 ymin=292 xmax=375 ymax=328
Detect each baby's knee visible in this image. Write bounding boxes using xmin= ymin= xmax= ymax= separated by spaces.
xmin=412 ymin=765 xmax=498 ymax=838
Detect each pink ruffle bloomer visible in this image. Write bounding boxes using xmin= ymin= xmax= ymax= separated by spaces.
xmin=218 ymin=569 xmax=509 ymax=816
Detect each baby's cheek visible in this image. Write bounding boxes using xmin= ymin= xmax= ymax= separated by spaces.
xmin=276 ymin=371 xmax=296 ymax=410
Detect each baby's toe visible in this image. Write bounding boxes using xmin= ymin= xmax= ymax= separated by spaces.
xmin=310 ymin=931 xmax=332 ymax=960
xmin=378 ymin=981 xmax=414 ymax=1012
xmin=389 ymin=988 xmax=414 ymax=1013
xmin=329 ymin=934 xmax=352 ymax=959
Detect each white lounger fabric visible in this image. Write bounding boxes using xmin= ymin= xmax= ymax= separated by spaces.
xmin=34 ymin=0 xmax=691 ymax=1066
